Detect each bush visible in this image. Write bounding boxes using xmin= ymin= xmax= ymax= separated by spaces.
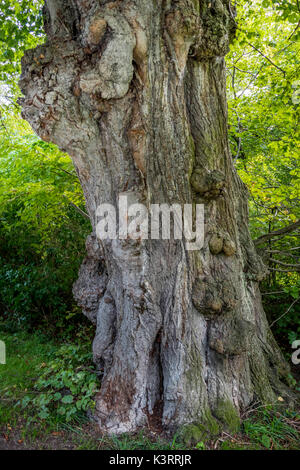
xmin=0 ymin=111 xmax=91 ymax=335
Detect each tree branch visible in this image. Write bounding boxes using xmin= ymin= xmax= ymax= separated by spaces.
xmin=267 ymin=249 xmax=300 ymax=258
xmin=269 ymin=258 xmax=300 ymax=271
xmin=228 ymin=3 xmax=286 ymax=76
xmin=63 ymin=196 xmax=90 ymax=220
xmin=270 ymin=298 xmax=300 ymax=328
xmin=246 ymin=42 xmax=286 ymax=76
xmin=268 ymin=267 xmax=298 ymax=273
xmin=254 ymin=220 xmax=300 ymax=246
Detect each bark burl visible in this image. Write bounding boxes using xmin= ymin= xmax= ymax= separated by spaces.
xmin=19 ymin=0 xmax=296 ymax=437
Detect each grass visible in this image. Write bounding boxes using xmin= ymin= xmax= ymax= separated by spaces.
xmin=0 ymin=329 xmax=299 ymax=450
xmin=0 ymin=331 xmax=56 ymax=426
xmin=243 ymin=407 xmax=300 ymax=449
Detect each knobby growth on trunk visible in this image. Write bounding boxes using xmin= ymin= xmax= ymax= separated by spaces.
xmin=20 ymin=0 xmax=297 ymax=437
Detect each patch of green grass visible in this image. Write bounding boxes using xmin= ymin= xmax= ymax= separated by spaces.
xmin=0 ymin=330 xmax=56 ymax=425
xmin=109 ymin=432 xmax=186 ymax=451
xmin=243 ymin=407 xmax=300 ymax=450
xmin=70 ymin=430 xmax=189 ymax=451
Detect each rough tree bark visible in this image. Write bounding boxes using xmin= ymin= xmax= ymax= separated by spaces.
xmin=20 ymin=0 xmax=296 ymax=437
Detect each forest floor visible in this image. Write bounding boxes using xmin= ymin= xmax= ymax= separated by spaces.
xmin=0 ymin=329 xmax=299 ymax=451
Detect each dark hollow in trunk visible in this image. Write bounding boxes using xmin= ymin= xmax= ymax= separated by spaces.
xmin=20 ymin=0 xmax=296 ymax=436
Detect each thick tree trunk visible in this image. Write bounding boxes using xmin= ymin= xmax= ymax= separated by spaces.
xmin=20 ymin=0 xmax=295 ymax=436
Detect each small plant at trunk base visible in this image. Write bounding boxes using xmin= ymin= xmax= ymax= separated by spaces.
xmin=20 ymin=344 xmax=99 ymax=423
xmin=195 ymin=441 xmax=206 ymax=450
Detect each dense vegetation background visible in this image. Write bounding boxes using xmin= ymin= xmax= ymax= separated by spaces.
xmin=0 ymin=0 xmax=299 ymax=450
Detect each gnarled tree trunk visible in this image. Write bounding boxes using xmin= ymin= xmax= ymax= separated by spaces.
xmin=20 ymin=0 xmax=295 ymax=436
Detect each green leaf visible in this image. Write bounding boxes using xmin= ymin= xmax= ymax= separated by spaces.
xmin=261 ymin=434 xmax=271 ymax=449
xmin=38 ymin=409 xmax=50 ymax=419
xmin=61 ymin=395 xmax=74 ymax=404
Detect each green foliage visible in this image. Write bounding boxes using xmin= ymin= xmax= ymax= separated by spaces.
xmin=0 ymin=3 xmax=91 ymax=335
xmin=0 ymin=112 xmax=87 ymax=254
xmin=0 ymin=3 xmax=91 ymax=336
xmin=0 ymin=110 xmax=91 ymax=333
xmin=21 ymin=344 xmax=99 ymax=423
xmin=0 ymin=0 xmax=44 ymax=89
xmin=228 ymin=0 xmax=300 ymax=346
xmin=228 ymin=0 xmax=300 ymax=233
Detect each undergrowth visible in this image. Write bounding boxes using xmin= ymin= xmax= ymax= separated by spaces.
xmin=0 ymin=329 xmax=299 ymax=450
